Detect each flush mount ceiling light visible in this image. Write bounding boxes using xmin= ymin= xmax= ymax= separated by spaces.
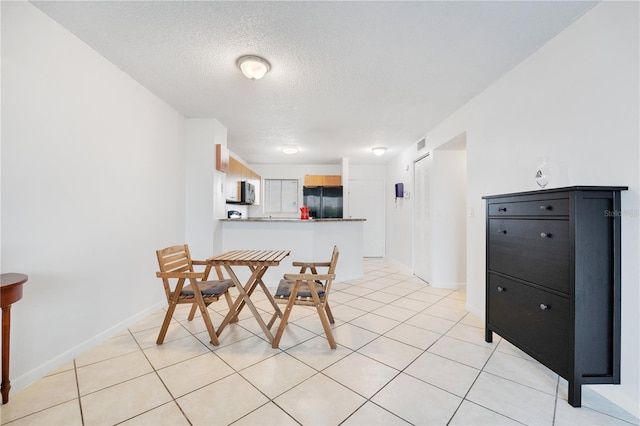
xmin=281 ymin=145 xmax=299 ymax=155
xmin=372 ymin=146 xmax=387 ymax=156
xmin=237 ymin=55 xmax=271 ymax=80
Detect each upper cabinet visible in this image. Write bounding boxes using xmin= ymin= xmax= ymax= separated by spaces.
xmin=304 ymin=175 xmax=342 ymax=187
xmin=304 ymin=175 xmax=324 ymax=186
xmin=224 ymin=155 xmax=261 ymax=204
xmin=323 ymin=175 xmax=342 ymax=186
xmin=215 ymin=144 xmax=229 ymax=173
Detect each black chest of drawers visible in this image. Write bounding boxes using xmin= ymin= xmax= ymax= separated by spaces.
xmin=483 ymin=186 xmax=626 ymax=407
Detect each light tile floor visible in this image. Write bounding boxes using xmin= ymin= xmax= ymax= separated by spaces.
xmin=1 ymin=258 xmax=638 ymax=425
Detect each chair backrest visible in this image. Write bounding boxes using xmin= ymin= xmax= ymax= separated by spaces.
xmin=324 ymin=245 xmax=339 ymax=296
xmin=156 ymin=244 xmax=194 ymax=301
xmin=328 ymin=246 xmax=339 ymax=275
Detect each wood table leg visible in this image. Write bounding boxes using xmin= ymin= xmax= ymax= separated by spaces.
xmin=240 ymin=267 xmax=275 ymax=342
xmin=1 ymin=273 xmax=27 ymax=405
xmin=260 ymin=278 xmax=283 ymax=329
xmin=230 ymin=266 xmax=263 ymax=321
xmin=217 ymin=266 xmax=277 ymax=343
xmin=2 ymin=305 xmax=12 ymax=404
xmin=216 ymin=269 xmax=250 ymax=337
xmin=217 ymin=267 xmax=262 ymax=336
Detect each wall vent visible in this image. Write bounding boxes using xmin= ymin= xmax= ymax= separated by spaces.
xmin=417 ymin=138 xmax=426 ymax=151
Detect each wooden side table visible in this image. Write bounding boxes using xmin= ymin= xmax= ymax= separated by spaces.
xmin=1 ymin=273 xmax=28 ymax=404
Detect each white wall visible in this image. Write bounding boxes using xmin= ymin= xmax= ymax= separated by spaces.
xmin=349 ymin=165 xmax=386 ymax=181
xmin=185 ymin=119 xmax=228 ymax=259
xmin=348 ymin=165 xmax=386 ymax=257
xmin=431 ymin=146 xmax=467 ymax=289
xmin=385 ymin=149 xmax=417 ymax=270
xmin=387 ymin=2 xmax=639 ymax=416
xmin=1 ymin=2 xmax=187 ymax=393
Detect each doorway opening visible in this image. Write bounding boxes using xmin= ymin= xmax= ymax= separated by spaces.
xmin=413 ymin=133 xmax=467 ymax=289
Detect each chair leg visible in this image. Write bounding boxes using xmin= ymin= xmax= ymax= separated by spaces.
xmin=198 ymin=299 xmax=220 ymax=346
xmin=157 ymin=302 xmax=178 ymax=345
xmin=325 ymin=303 xmax=335 ymax=324
xmin=187 ymin=304 xmax=198 ymax=321
xmin=272 ymin=299 xmax=296 ymax=349
xmin=190 ymin=290 xmax=220 ymax=346
xmin=316 ymin=304 xmax=337 ymax=349
xmin=273 ymin=280 xmax=303 ymax=349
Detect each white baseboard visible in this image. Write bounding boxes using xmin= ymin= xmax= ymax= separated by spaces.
xmin=430 ymin=281 xmax=466 ymax=290
xmin=588 ymin=387 xmax=640 ymax=421
xmin=465 ymin=301 xmax=484 ymax=319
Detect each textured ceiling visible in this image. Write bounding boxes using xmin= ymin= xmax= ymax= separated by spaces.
xmin=32 ymin=1 xmax=597 ymax=165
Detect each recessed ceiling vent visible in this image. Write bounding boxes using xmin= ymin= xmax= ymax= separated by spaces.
xmin=417 ymin=138 xmax=426 ymax=151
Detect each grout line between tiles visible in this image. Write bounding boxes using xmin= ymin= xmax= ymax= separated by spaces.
xmin=444 ymin=326 xmax=524 ymax=425
xmin=109 ymin=328 xmax=197 ymax=425
xmin=73 ymin=359 xmax=85 ymax=426
xmin=552 ymin=375 xmax=560 ymax=426
xmin=341 ymin=310 xmax=471 ymax=425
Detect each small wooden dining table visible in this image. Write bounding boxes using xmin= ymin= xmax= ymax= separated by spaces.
xmin=206 ymin=250 xmax=289 ymax=344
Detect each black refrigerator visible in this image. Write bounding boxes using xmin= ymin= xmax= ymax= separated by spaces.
xmin=303 ymin=186 xmax=343 ymax=218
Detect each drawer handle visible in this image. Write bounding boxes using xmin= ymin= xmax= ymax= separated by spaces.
xmin=498 ymin=229 xmax=507 ymax=234
xmin=497 ymin=286 xmax=506 ymax=292
xmin=540 ymin=205 xmax=552 ymax=211
xmin=540 ymin=232 xmax=552 ymax=238
xmin=539 ymin=303 xmax=550 ymax=311
xmin=498 ymin=207 xmax=507 ymax=212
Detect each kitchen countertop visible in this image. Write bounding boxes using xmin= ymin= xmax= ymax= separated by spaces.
xmin=220 ymin=218 xmax=365 ymax=222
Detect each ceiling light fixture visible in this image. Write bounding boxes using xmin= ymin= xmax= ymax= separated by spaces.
xmin=372 ymin=147 xmax=387 ymax=156
xmin=281 ymin=145 xmax=299 ymax=155
xmin=237 ymin=55 xmax=271 ymax=80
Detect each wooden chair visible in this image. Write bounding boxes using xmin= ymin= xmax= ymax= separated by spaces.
xmin=272 ymin=246 xmax=339 ymax=349
xmin=155 ymin=244 xmax=234 ymax=346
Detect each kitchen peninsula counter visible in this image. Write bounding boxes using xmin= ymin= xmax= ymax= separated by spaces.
xmin=219 ymin=218 xmax=365 ymax=283
xmin=220 ymin=218 xmax=365 ymax=222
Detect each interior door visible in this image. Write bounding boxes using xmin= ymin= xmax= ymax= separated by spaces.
xmin=414 ymin=155 xmax=431 ymax=283
xmin=348 ymin=179 xmax=385 ymax=257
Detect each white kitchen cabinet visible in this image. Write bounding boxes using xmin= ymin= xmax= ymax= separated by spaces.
xmin=281 ymin=179 xmax=298 ymax=212
xmin=265 ymin=179 xmax=298 ymax=213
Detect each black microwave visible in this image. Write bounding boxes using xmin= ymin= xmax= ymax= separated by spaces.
xmin=239 ymin=181 xmax=255 ymax=204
